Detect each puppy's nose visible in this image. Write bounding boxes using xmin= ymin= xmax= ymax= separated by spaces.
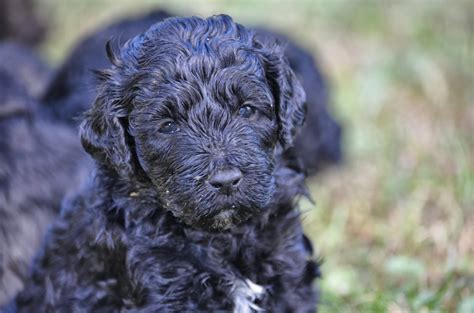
xmin=208 ymin=168 xmax=242 ymax=192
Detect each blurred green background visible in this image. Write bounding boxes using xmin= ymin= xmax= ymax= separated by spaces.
xmin=39 ymin=0 xmax=473 ymax=311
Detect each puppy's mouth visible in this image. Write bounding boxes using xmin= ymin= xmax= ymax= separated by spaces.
xmin=206 ymin=208 xmax=237 ymax=231
xmin=187 ymin=200 xmax=253 ymax=231
xmin=196 ymin=205 xmax=255 ymax=231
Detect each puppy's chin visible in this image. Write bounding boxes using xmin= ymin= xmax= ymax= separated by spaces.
xmin=160 ymin=184 xmax=276 ymax=231
xmin=203 ymin=209 xmax=237 ymax=231
xmin=179 ymin=206 xmax=256 ymax=232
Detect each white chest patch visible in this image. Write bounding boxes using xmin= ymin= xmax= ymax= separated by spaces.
xmin=231 ymin=278 xmax=265 ymax=313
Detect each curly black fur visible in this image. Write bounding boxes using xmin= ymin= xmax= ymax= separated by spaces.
xmin=0 ymin=67 xmax=88 ymax=305
xmin=12 ymin=15 xmax=320 ymax=312
xmin=41 ymin=10 xmax=341 ymax=175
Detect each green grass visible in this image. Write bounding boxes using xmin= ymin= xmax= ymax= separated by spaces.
xmin=41 ymin=1 xmax=474 ymax=311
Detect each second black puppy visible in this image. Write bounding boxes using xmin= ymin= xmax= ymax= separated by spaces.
xmin=14 ymin=15 xmax=319 ymax=312
xmin=0 ymin=60 xmax=86 ymax=305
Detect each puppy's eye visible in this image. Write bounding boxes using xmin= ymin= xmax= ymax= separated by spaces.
xmin=159 ymin=121 xmax=179 ymax=134
xmin=238 ymin=105 xmax=256 ymax=119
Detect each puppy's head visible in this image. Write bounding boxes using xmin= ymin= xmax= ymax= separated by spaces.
xmin=80 ymin=15 xmax=306 ymax=231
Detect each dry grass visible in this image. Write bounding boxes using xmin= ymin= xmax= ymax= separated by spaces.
xmin=41 ymin=0 xmax=474 ymax=311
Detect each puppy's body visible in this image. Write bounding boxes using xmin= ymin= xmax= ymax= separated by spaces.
xmin=0 ymin=69 xmax=88 ymax=305
xmin=14 ymin=15 xmax=319 ymax=312
xmin=0 ymin=118 xmax=85 ymax=305
xmin=15 ymin=164 xmax=317 ymax=312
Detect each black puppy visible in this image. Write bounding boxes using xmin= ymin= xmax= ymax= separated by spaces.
xmin=14 ymin=15 xmax=319 ymax=312
xmin=42 ymin=10 xmax=341 ymax=175
xmin=275 ymin=35 xmax=342 ymax=173
xmin=0 ymin=67 xmax=87 ymax=305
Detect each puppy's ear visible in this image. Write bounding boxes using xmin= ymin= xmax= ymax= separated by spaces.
xmin=258 ymin=42 xmax=307 ymax=150
xmin=80 ymin=43 xmax=134 ymax=178
xmin=80 ymin=96 xmax=133 ymax=178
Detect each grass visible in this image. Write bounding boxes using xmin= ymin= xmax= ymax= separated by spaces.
xmin=40 ymin=1 xmax=473 ymax=311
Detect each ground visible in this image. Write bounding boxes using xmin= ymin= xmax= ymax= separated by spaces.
xmin=40 ymin=0 xmax=473 ymax=311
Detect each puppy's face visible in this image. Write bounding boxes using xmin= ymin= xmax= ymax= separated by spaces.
xmin=131 ymin=65 xmax=278 ymax=230
xmin=81 ymin=15 xmax=306 ymax=231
